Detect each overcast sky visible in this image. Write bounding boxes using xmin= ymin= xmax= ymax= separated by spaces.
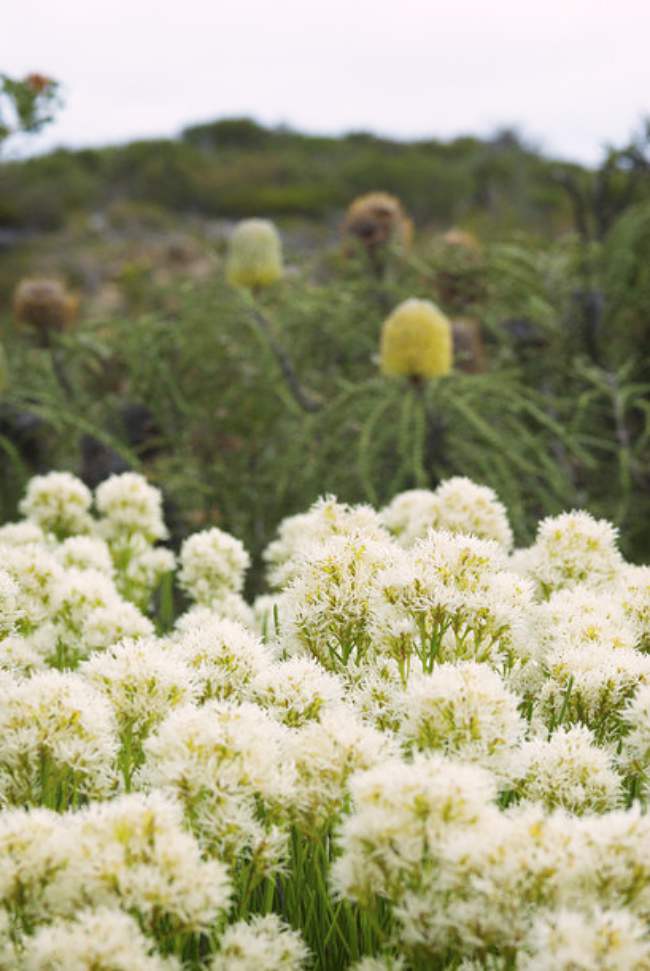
xmin=4 ymin=0 xmax=649 ymax=164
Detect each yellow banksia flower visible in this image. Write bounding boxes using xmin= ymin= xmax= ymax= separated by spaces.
xmin=380 ymin=298 xmax=452 ymax=379
xmin=226 ymin=219 xmax=283 ymax=289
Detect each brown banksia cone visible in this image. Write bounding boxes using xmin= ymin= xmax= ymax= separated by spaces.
xmin=342 ymin=192 xmax=413 ymax=271
xmin=13 ymin=278 xmax=78 ymax=342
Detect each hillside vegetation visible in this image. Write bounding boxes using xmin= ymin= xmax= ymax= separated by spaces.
xmin=1 ymin=117 xmax=649 ymax=584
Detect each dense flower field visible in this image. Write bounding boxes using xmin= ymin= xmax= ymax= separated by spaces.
xmin=1 ymin=470 xmax=650 ymax=970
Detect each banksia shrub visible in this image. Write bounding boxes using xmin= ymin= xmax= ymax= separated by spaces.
xmin=380 ymin=298 xmax=452 ymax=379
xmin=225 ymin=219 xmax=283 ymax=289
xmin=342 ymin=192 xmax=413 ymax=258
xmin=12 ymin=278 xmax=77 ymax=339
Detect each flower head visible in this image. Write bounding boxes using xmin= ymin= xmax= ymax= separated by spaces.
xmin=210 ymin=913 xmax=308 ymax=971
xmin=13 ymin=278 xmax=76 ymax=337
xmin=22 ymin=907 xmax=180 ymax=971
xmin=19 ymin=473 xmax=92 ymax=539
xmin=226 ymin=219 xmax=283 ymax=289
xmin=95 ymin=473 xmax=167 ymax=543
xmin=380 ymin=298 xmax=452 ymax=379
xmin=179 ymin=527 xmax=250 ymax=603
xmin=342 ymin=192 xmax=413 ymax=257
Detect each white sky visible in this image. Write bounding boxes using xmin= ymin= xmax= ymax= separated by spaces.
xmin=3 ymin=0 xmax=650 ymax=164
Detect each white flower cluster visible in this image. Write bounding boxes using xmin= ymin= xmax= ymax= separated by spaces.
xmin=3 ymin=470 xmax=650 ymax=970
xmin=95 ymin=472 xmax=167 ymax=542
xmin=178 ymin=526 xmax=250 ymax=604
xmin=263 ymin=495 xmax=389 ymax=589
xmin=0 ymin=473 xmax=182 ymax=671
xmin=381 ymin=476 xmax=513 ymax=550
xmin=19 ymin=472 xmax=93 ymax=539
xmin=512 ymin=509 xmax=624 ymax=596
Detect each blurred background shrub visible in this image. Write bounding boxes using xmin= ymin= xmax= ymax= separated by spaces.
xmin=1 ymin=111 xmax=649 ymax=589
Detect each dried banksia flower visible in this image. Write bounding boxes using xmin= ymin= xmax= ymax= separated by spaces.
xmin=342 ymin=192 xmax=413 ymax=258
xmin=13 ymin=278 xmax=77 ymax=339
xmin=226 ymin=219 xmax=283 ymax=289
xmin=380 ymin=298 xmax=452 ymax=379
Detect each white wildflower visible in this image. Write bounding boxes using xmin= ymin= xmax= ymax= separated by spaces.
xmin=210 ymin=913 xmax=309 ymax=971
xmin=537 ymin=641 xmax=650 ymax=736
xmin=0 ymin=807 xmax=79 ymax=926
xmin=380 ymin=489 xmax=438 ymax=546
xmin=515 ymin=511 xmax=624 ymax=597
xmin=56 ymin=535 xmax=114 ymax=576
xmin=400 ymin=661 xmax=525 ymax=776
xmin=368 ymin=531 xmax=532 ymax=670
xmin=433 ymin=477 xmax=513 ymax=550
xmin=381 ymin=479 xmax=512 ymax=550
xmin=95 ymin=472 xmax=167 ymax=542
xmin=332 ymin=753 xmax=496 ymax=904
xmin=179 ymin=527 xmax=250 ymax=602
xmin=521 ymin=907 xmax=650 ymax=971
xmin=618 ymin=683 xmax=650 ymax=774
xmin=1 ymin=545 xmax=63 ymax=627
xmin=617 ymin=564 xmax=650 ymax=650
xmin=0 ymin=630 xmax=50 ymax=675
xmin=0 ymin=671 xmax=118 ymax=805
xmin=532 ymin=586 xmax=638 ymax=661
xmin=80 ymin=637 xmax=198 ymax=739
xmin=112 ymin=533 xmax=175 ymax=606
xmin=416 ymin=805 xmax=582 ymax=954
xmin=264 ymin=495 xmax=390 ymax=589
xmin=344 ymin=657 xmax=405 ymax=732
xmin=575 ymin=808 xmax=650 ymax=919
xmin=511 ymin=726 xmax=622 ymax=813
xmin=282 ymin=534 xmax=395 ymax=667
xmin=19 ymin=472 xmax=93 ymax=538
xmin=22 ymin=907 xmax=180 ymax=971
xmin=0 ymin=568 xmax=21 ymax=637
xmin=75 ymin=792 xmax=231 ymax=934
xmin=140 ymin=702 xmax=293 ymax=869
xmin=249 ymin=657 xmax=344 ymax=726
xmin=53 ymin=567 xmax=152 ymax=662
xmin=175 ymin=595 xmax=255 ymax=632
xmin=171 ymin=617 xmax=270 ymax=701
xmin=289 ymin=706 xmax=397 ymax=829
xmin=82 ymin=600 xmax=154 ymax=653
xmin=0 ymin=521 xmax=46 ymax=547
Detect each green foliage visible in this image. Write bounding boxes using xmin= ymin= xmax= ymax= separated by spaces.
xmin=1 ymin=116 xmax=578 ymax=232
xmin=3 ymin=220 xmax=648 ymax=588
xmin=1 ymin=118 xmax=649 ymax=576
xmin=0 ymin=72 xmax=60 ymax=147
xmin=602 ymin=201 xmax=650 ymax=361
